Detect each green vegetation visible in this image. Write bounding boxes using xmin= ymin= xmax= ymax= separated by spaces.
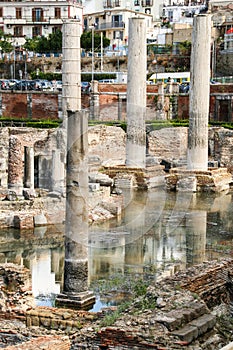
xmin=99 ymin=301 xmax=131 ymax=327
xmin=209 ymin=121 xmax=233 ymax=129
xmin=91 ymin=273 xmax=152 ymax=327
xmin=0 ymin=30 xmax=15 ymax=53
xmin=0 ymin=117 xmax=62 ymax=128
xmin=81 ymin=73 xmax=116 ymax=82
xmin=22 ymin=29 xmax=110 ymax=55
xmin=88 ymin=120 xmax=127 ymax=132
xmin=147 ymin=120 xmax=233 ymax=131
xmin=81 ymin=31 xmax=110 ymax=51
xmin=24 ymin=30 xmax=62 ymax=53
xmin=30 ymin=71 xmax=62 ymax=81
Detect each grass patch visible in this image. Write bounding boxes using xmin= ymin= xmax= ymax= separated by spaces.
xmin=0 ymin=117 xmax=62 ymax=129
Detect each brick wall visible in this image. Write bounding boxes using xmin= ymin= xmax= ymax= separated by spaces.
xmin=0 ymin=84 xmax=232 ymax=122
xmin=0 ymin=91 xmax=59 ymax=120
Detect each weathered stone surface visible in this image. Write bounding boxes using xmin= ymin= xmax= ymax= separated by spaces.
xmin=33 ymin=214 xmax=47 ymax=226
xmin=172 ymin=324 xmax=199 ymax=343
xmin=176 ymin=176 xmax=197 ymax=192
xmin=189 ymin=314 xmax=216 ymax=335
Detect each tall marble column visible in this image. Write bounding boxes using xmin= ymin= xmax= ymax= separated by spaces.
xmin=187 ymin=14 xmax=211 ymax=170
xmin=126 ymin=17 xmax=147 ymax=168
xmin=56 ymin=20 xmax=95 ymax=309
xmin=63 ymin=110 xmax=90 ymax=293
xmin=24 ymin=146 xmax=34 ymax=189
xmin=62 ymin=19 xmax=81 ymax=119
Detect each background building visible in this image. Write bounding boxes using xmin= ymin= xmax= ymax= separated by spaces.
xmin=1 ymin=0 xmax=83 ymax=46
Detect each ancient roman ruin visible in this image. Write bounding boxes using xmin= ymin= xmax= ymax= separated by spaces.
xmin=0 ymin=11 xmax=232 ymax=350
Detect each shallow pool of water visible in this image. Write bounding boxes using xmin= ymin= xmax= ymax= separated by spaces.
xmin=0 ymin=188 xmax=232 ymax=310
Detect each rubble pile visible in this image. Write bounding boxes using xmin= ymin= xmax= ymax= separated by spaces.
xmin=0 ymin=260 xmax=233 ymax=349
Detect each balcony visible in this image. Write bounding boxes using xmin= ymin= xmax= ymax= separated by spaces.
xmin=141 ymin=0 xmax=153 ymax=7
xmin=103 ymin=0 xmax=121 ymax=8
xmin=97 ymin=21 xmax=125 ymax=30
xmin=4 ymin=16 xmax=63 ymax=26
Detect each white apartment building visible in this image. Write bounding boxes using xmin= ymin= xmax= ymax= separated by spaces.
xmin=83 ymin=0 xmax=163 ymax=22
xmin=1 ymin=0 xmax=83 ymax=46
xmin=83 ymin=0 xmax=158 ymax=51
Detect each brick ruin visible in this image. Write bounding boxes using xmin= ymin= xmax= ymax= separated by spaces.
xmin=0 ymin=259 xmax=233 ymax=348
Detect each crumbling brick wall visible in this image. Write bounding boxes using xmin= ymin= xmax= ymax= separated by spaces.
xmin=4 ymin=335 xmax=70 ymax=350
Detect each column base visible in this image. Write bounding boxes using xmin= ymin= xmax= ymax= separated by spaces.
xmin=55 ymin=291 xmax=96 ymax=310
xmin=165 ymin=167 xmax=232 ymax=192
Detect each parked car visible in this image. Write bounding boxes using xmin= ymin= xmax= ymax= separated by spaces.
xmin=0 ymin=80 xmax=10 ymax=90
xmin=11 ymin=80 xmax=35 ymax=91
xmin=98 ymin=79 xmax=116 ymax=83
xmin=81 ymin=81 xmax=91 ymax=93
xmin=179 ymin=82 xmax=190 ymax=93
xmin=55 ymin=80 xmax=62 ymax=91
xmin=40 ymin=80 xmax=53 ymax=91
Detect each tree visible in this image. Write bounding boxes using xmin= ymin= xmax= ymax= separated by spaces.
xmin=23 ymin=30 xmax=62 ymax=53
xmin=23 ymin=37 xmax=42 ymax=53
xmin=0 ymin=30 xmax=14 ymax=53
xmin=81 ymin=31 xmax=110 ymax=51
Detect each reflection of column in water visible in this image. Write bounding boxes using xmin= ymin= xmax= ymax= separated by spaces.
xmin=89 ymin=242 xmax=125 ymax=282
xmin=51 ymin=248 xmax=64 ymax=288
xmin=31 ymin=250 xmax=60 ymax=297
xmin=186 ymin=210 xmax=207 ymax=266
xmin=124 ymin=190 xmax=146 ymax=269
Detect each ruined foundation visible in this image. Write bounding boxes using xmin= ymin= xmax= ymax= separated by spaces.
xmin=166 ymin=167 xmax=232 ymax=192
xmin=103 ymin=163 xmax=165 ymax=189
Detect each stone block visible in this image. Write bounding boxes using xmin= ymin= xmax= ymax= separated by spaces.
xmin=14 ymin=215 xmax=34 ymax=229
xmin=177 ymin=176 xmax=197 ymax=192
xmin=189 ymin=314 xmax=216 ymax=336
xmin=34 ymin=214 xmax=47 ymax=227
xmin=31 ymin=316 xmax=40 ymax=326
xmin=155 ymin=315 xmax=178 ymax=331
xmin=40 ymin=317 xmax=51 ymax=328
xmin=172 ymin=325 xmax=198 ymax=343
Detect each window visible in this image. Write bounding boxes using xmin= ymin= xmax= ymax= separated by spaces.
xmin=141 ymin=0 xmax=153 ymax=6
xmin=114 ymin=30 xmax=123 ymax=40
xmin=0 ymin=8 xmax=3 ymax=17
xmin=134 ymin=0 xmax=140 ymax=5
xmin=54 ymin=7 xmax=61 ymax=19
xmin=32 ymin=26 xmax=41 ymax=37
xmin=103 ymin=0 xmax=113 ymax=8
xmin=114 ymin=0 xmax=120 ymax=6
xmin=14 ymin=26 xmax=23 ymax=36
xmin=32 ymin=8 xmax=43 ymax=22
xmin=52 ymin=26 xmax=61 ymax=34
xmin=16 ymin=8 xmax=22 ymax=19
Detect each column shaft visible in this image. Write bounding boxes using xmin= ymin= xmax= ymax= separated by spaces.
xmin=24 ymin=146 xmax=34 ymax=189
xmin=187 ymin=14 xmax=211 ymax=170
xmin=126 ymin=17 xmax=146 ymax=168
xmin=62 ymin=20 xmax=81 ymax=118
xmin=64 ymin=110 xmax=89 ymax=293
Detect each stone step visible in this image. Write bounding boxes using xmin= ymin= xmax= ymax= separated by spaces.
xmin=155 ymin=302 xmax=208 ymax=331
xmin=171 ymin=314 xmax=216 ymax=344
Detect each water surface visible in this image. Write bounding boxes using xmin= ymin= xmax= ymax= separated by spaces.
xmin=0 ymin=189 xmax=232 ymax=309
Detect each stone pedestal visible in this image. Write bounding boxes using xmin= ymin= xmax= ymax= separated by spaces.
xmin=55 ymin=291 xmax=95 ymax=310
xmin=103 ymin=163 xmax=165 ymax=189
xmin=166 ymin=167 xmax=232 ymax=192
